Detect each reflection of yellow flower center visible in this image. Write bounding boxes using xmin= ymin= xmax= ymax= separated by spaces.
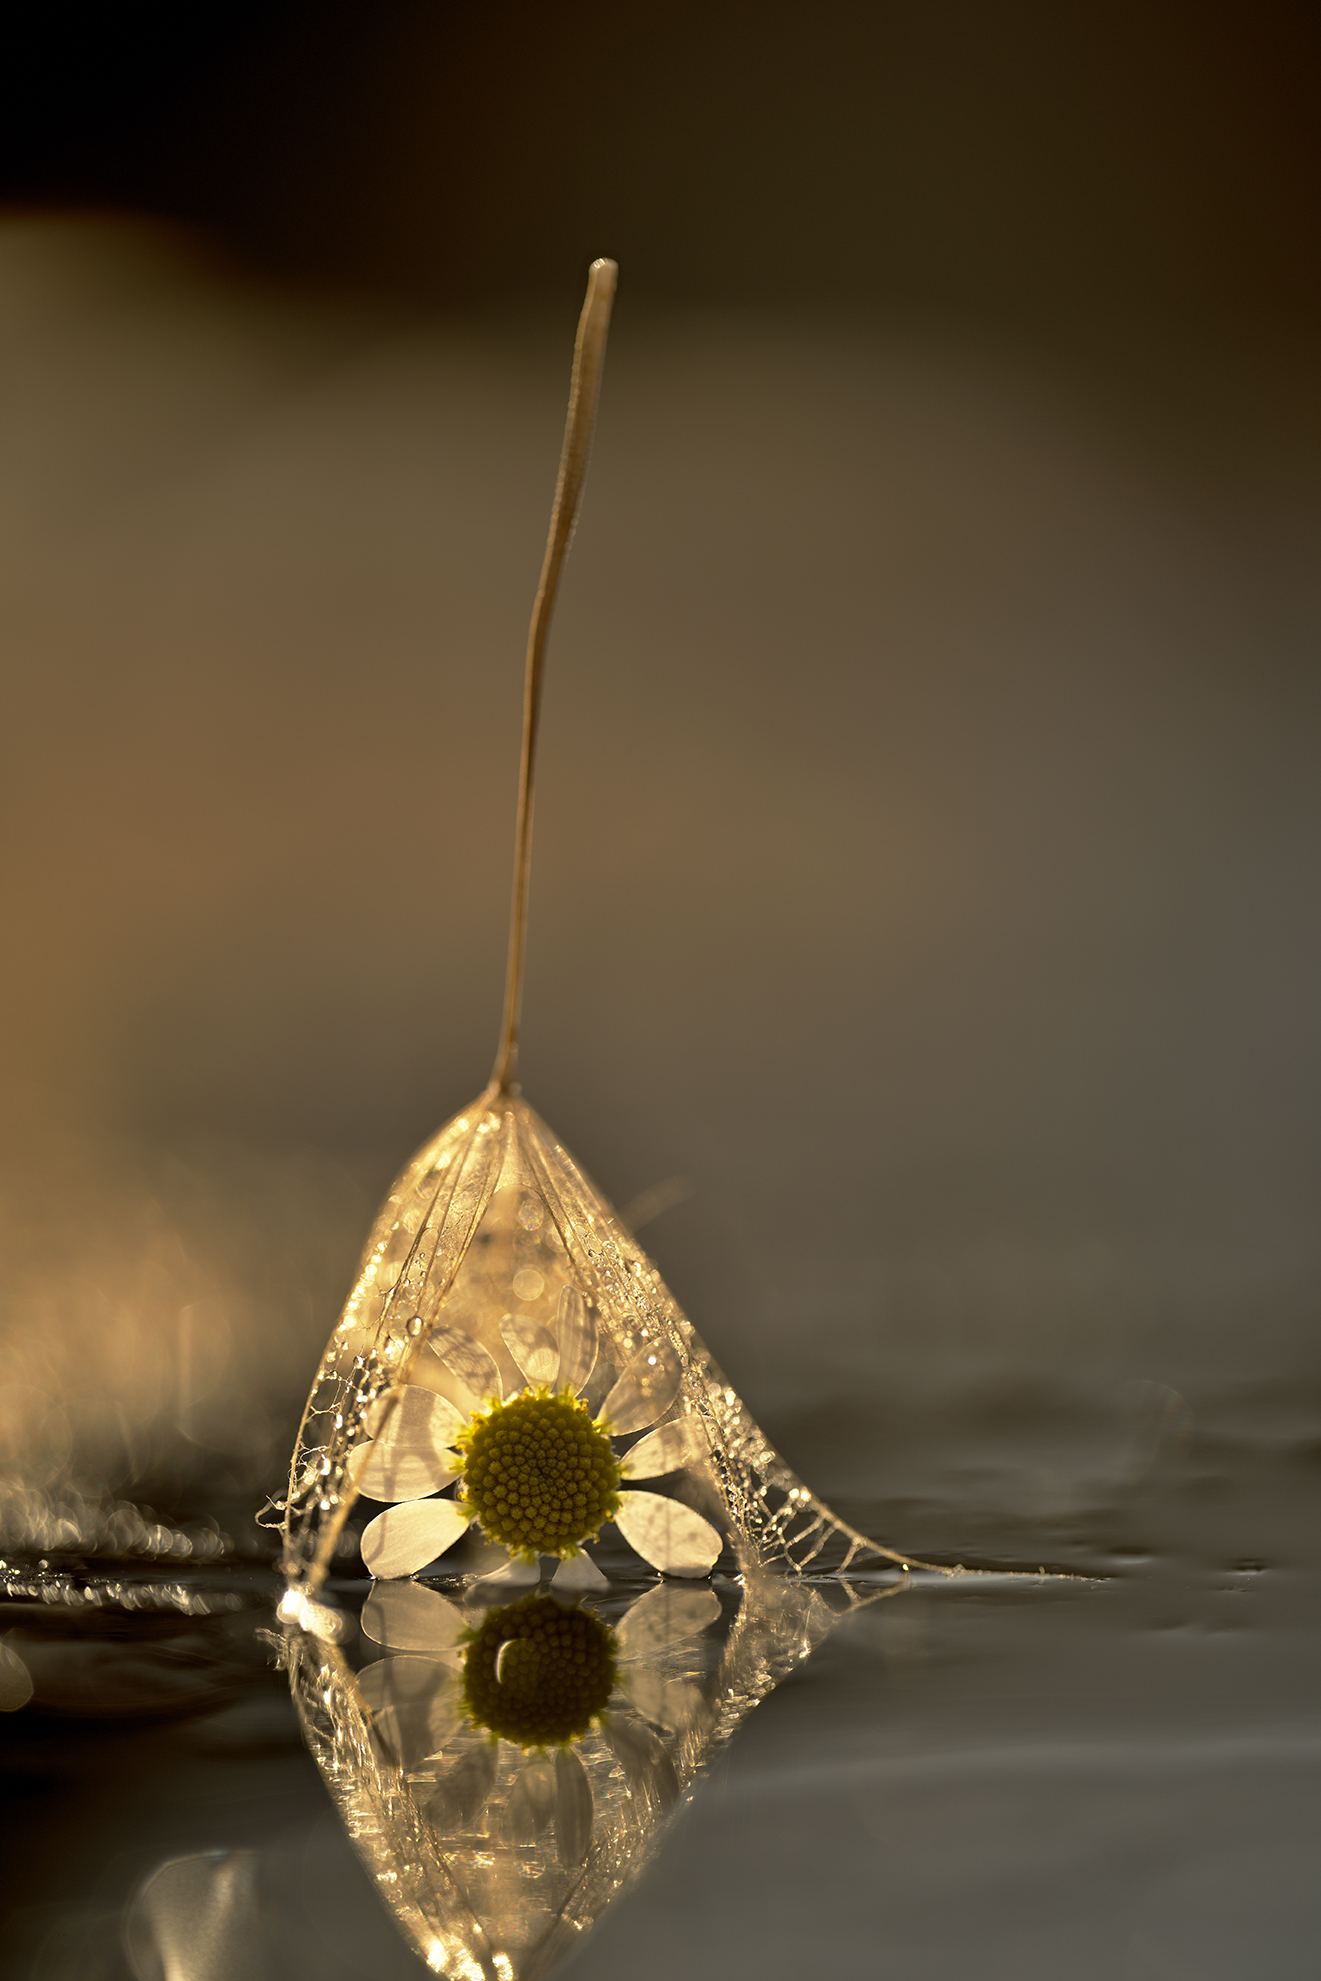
xmin=463 ymin=1595 xmax=617 ymax=1748
xmin=457 ymin=1390 xmax=621 ymax=1560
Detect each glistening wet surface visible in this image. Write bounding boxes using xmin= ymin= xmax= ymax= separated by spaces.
xmin=4 ymin=1363 xmax=1318 ymax=1981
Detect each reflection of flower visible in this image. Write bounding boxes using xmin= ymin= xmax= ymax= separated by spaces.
xmin=352 ymin=1285 xmax=722 ymax=1588
xmin=463 ymin=1595 xmax=616 ymax=1747
xmin=356 ymin=1579 xmax=720 ymax=1867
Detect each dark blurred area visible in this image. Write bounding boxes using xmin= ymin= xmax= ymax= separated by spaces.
xmin=3 ymin=3 xmax=1320 ymax=335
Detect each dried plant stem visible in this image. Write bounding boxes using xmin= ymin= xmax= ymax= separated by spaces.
xmin=491 ymin=258 xmax=618 ymax=1094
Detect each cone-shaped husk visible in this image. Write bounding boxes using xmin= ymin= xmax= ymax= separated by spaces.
xmin=281 ymin=1087 xmax=909 ymax=1593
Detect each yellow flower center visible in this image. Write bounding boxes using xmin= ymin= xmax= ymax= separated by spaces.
xmin=463 ymin=1595 xmax=617 ymax=1748
xmin=457 ymin=1389 xmax=621 ymax=1560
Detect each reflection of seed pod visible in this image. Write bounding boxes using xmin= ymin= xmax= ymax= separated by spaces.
xmin=463 ymin=1595 xmax=616 ymax=1748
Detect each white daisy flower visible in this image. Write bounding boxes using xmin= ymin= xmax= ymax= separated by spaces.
xmin=350 ymin=1285 xmax=723 ymax=1589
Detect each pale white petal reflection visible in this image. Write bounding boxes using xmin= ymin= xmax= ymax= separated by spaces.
xmin=603 ymin=1712 xmax=680 ymax=1811
xmin=428 ymin=1741 xmax=499 ymax=1831
xmin=358 ymin=1652 xmax=459 ymax=1768
xmin=615 ymin=1583 xmax=721 ymax=1659
xmin=624 ymin=1666 xmax=703 ymax=1733
xmin=553 ymin=1748 xmax=593 ymax=1866
xmin=501 ymin=1757 xmax=557 ymax=1844
xmin=360 ymin=1579 xmax=469 ymax=1661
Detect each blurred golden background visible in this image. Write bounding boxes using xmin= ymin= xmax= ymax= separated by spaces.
xmin=1 ymin=3 xmax=1317 ymax=1566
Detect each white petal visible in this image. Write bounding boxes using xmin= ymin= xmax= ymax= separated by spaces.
xmin=350 ymin=1386 xmax=464 ymax=1502
xmin=578 ymin=1359 xmax=616 ymax=1417
xmin=616 ymin=1583 xmax=721 ymax=1658
xmin=358 ymin=1653 xmax=460 ymax=1768
xmin=427 ymin=1326 xmax=502 ymax=1408
xmin=614 ymin=1491 xmax=721 ymax=1577
xmin=620 ymin=1417 xmax=704 ymax=1480
xmin=499 ymin=1314 xmax=559 ymax=1388
xmin=603 ymin=1711 xmax=679 ymax=1809
xmin=599 ymin=1344 xmax=682 ymax=1434
xmin=551 ymin=1552 xmax=609 ymax=1594
xmin=350 ymin=1439 xmax=459 ymax=1504
xmin=553 ymin=1285 xmax=597 ymax=1398
xmin=360 ymin=1581 xmax=469 ymax=1661
xmin=624 ymin=1667 xmax=703 ymax=1734
xmin=360 ymin=1499 xmax=473 ymax=1579
xmin=473 ymin=1554 xmax=541 ymax=1593
xmin=427 ymin=1740 xmax=498 ymax=1831
xmin=502 ymin=1758 xmax=557 ymax=1844
xmin=554 ymin=1748 xmax=594 ymax=1866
